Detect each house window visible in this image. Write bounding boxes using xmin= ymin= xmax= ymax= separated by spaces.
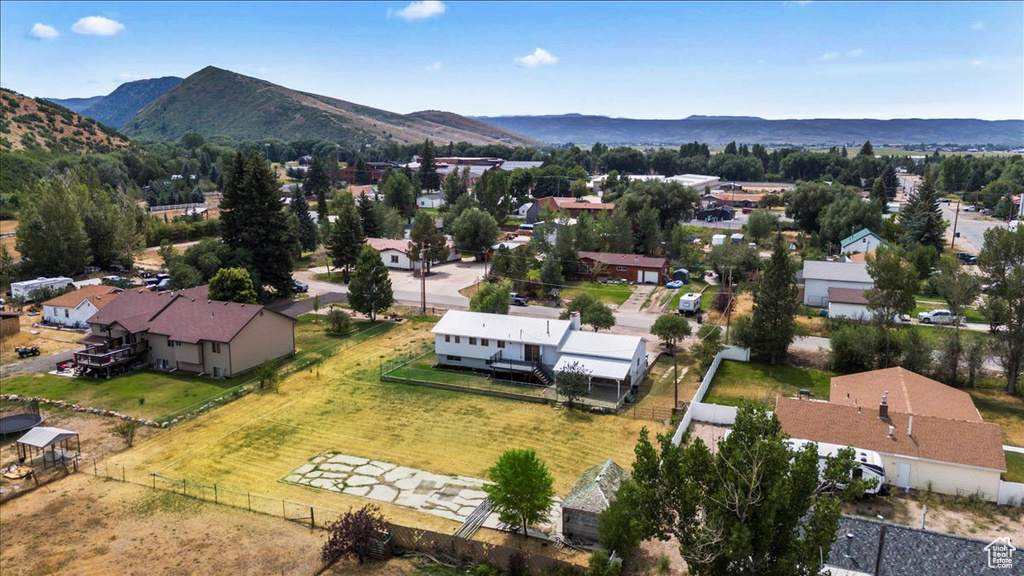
xmin=469 ymin=337 xmax=477 ymax=345
xmin=445 ymin=335 xmax=451 ymax=343
xmin=616 ymin=266 xmax=628 ymax=271
xmin=64 ymin=309 xmax=69 ymax=317
xmin=391 ymin=255 xmax=399 ymax=264
xmin=211 ymin=342 xmax=222 ymax=354
xmin=481 ymin=339 xmax=489 ymax=346
xmin=497 ymin=340 xmax=505 ymax=348
xmin=446 ymin=355 xmax=462 ymax=362
xmin=454 ymin=336 xmax=461 ymax=344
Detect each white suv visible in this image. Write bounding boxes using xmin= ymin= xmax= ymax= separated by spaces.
xmin=917 ymin=309 xmax=964 ymax=325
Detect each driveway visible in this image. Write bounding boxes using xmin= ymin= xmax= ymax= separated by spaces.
xmin=1 ymin=350 xmax=73 ymax=378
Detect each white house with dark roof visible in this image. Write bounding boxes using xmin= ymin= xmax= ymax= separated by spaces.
xmin=801 ymin=260 xmax=874 ymax=307
xmin=430 ymin=310 xmax=646 ymax=398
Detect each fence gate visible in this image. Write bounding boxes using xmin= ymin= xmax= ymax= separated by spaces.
xmin=283 ymin=499 xmax=315 ymax=528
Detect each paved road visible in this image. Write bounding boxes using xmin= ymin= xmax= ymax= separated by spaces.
xmin=268 ymin=292 xmax=348 ymax=318
xmin=941 ymin=202 xmax=1006 ymax=255
xmin=1 ymin=350 xmax=73 ymax=378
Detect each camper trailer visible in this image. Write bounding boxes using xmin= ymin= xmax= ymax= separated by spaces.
xmin=711 ymin=234 xmax=727 ymax=247
xmin=10 ymin=277 xmax=74 ymax=301
xmin=786 ymin=438 xmax=886 ymax=495
xmin=678 ymin=293 xmax=702 ymax=315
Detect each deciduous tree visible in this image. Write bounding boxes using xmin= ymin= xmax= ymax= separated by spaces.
xmin=556 ymin=360 xmax=590 ymax=408
xmin=470 ymin=279 xmax=512 ymax=315
xmin=484 ymin=449 xmax=555 ymax=540
xmin=651 ymin=314 xmax=692 ymax=354
xmin=321 ymin=504 xmax=388 ymax=566
xmin=865 ymin=246 xmax=919 ymax=366
xmin=208 ymin=267 xmax=258 ymax=304
xmin=452 ymin=207 xmax=499 ymax=255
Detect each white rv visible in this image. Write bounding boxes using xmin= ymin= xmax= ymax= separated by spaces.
xmin=786 ymin=438 xmax=885 ymax=495
xmin=711 ymin=234 xmax=727 ymax=247
xmin=10 ymin=277 xmax=74 ymax=301
xmin=678 ymin=293 xmax=702 ymax=315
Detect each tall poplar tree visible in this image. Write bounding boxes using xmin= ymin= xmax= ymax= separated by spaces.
xmin=220 ymin=152 xmax=294 ymax=296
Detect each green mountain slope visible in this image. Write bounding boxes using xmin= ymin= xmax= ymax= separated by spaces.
xmin=124 ymin=66 xmax=541 ymax=146
xmin=0 ymin=88 xmax=131 ymax=154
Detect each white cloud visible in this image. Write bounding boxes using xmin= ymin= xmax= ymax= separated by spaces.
xmin=30 ymin=22 xmax=59 ymax=39
xmin=971 ymin=59 xmax=984 ymax=67
xmin=425 ymin=61 xmax=442 ymax=71
xmin=515 ymin=47 xmax=558 ymax=68
xmin=847 ymin=48 xmax=864 ymax=57
xmin=388 ymin=1 xmax=446 ymax=21
xmin=971 ymin=21 xmax=983 ymax=31
xmin=819 ymin=51 xmax=840 ymax=61
xmin=116 ymin=73 xmax=141 ymax=81
xmin=71 ymin=16 xmax=125 ymax=36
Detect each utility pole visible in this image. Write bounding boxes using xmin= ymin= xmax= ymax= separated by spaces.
xmin=420 ymin=246 xmax=427 ymax=315
xmin=724 ymin=267 xmax=734 ymax=343
xmin=950 ymin=201 xmax=960 ymax=250
xmin=673 ymin=351 xmax=679 ymax=412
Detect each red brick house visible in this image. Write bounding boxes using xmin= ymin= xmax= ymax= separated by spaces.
xmin=576 ymin=251 xmax=669 ymax=284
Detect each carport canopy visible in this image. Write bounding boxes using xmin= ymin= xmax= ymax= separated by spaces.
xmin=18 ymin=426 xmax=78 ymax=448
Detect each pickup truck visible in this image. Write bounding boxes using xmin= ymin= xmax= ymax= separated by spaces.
xmin=917 ymin=309 xmax=964 ymax=325
xmin=510 ymin=292 xmax=529 ymax=306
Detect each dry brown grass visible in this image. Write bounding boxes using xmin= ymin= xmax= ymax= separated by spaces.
xmin=0 ymin=313 xmax=86 ymax=364
xmin=101 ymin=322 xmax=667 ymax=555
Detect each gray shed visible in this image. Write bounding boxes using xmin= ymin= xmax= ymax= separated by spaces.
xmin=671 ymin=268 xmax=690 ymax=283
xmin=561 ymin=459 xmax=628 ymax=542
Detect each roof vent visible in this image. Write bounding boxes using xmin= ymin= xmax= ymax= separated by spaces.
xmin=879 ymin=391 xmax=889 ymax=420
xmin=223 ymin=302 xmax=228 ymax=306
xmin=207 ymin=300 xmax=211 ymax=304
xmin=887 ymin=424 xmax=895 ymax=439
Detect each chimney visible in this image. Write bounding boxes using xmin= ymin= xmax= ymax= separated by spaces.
xmin=907 ymin=415 xmax=914 ymax=437
xmin=569 ymin=311 xmax=581 ymax=331
xmin=879 ymin=391 xmax=889 ymax=420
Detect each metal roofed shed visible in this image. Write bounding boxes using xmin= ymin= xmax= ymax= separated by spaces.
xmin=561 ymin=459 xmax=628 ymax=542
xmin=16 ymin=426 xmax=80 ymax=469
xmin=711 ymin=234 xmax=727 ymax=246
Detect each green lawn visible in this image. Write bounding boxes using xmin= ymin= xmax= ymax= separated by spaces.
xmin=385 ymin=356 xmax=547 ymax=398
xmin=668 ymin=282 xmax=719 ymax=312
xmin=560 ymin=281 xmax=635 ymax=306
xmin=1004 ymin=452 xmax=1024 ymax=483
xmin=704 ymin=360 xmax=832 ymax=407
xmin=312 ymin=272 xmax=345 ymax=284
xmin=969 ymin=386 xmax=1024 ymax=446
xmin=913 ymin=295 xmax=985 ymax=323
xmin=0 ymin=371 xmax=245 ymax=420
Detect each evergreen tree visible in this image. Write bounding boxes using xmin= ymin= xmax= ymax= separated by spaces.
xmin=410 ymin=211 xmax=448 ymax=273
xmin=871 ymin=177 xmax=888 ymax=203
xmin=489 ymin=245 xmax=513 ymax=279
xmin=474 ymin=169 xmax=510 ymax=225
xmin=841 ymin=145 xmax=848 ymax=158
xmin=747 ymin=242 xmax=800 ymax=364
xmin=348 ymin=244 xmax=394 ymax=321
xmin=881 ymin=164 xmax=899 ymax=197
xmin=291 ymin=186 xmax=319 ymax=252
xmin=357 ymin=192 xmax=380 ymax=238
xmin=865 ymin=246 xmax=919 ymax=366
xmin=306 ymin=157 xmax=331 ymax=223
xmin=899 ymin=173 xmax=946 ymax=250
xmin=724 ymin=141 xmax=738 ymax=155
xmin=220 ymin=152 xmax=294 ymax=296
xmin=381 ymin=170 xmax=416 ymax=218
xmin=328 ymin=196 xmax=365 ymax=281
xmin=418 ymin=139 xmax=441 ymax=191
xmin=539 ymin=254 xmax=564 ymax=295
xmin=442 ymin=167 xmax=469 ymax=207
xmin=634 ymin=205 xmax=660 ymax=255
xmin=858 ymin=140 xmax=874 ymax=157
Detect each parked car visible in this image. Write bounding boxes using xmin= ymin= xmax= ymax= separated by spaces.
xmin=292 ymin=279 xmax=309 ymax=293
xmin=941 ymin=198 xmax=951 ymax=204
xmin=980 ymin=208 xmax=993 ymax=216
xmin=917 ymin=309 xmax=964 ymax=325
xmin=955 ymin=252 xmax=978 ymax=265
xmin=149 ymin=278 xmax=171 ymax=292
xmin=510 ymin=292 xmax=528 ymax=306
xmin=107 ymin=264 xmax=127 ymax=274
xmin=964 ymin=205 xmax=978 ymax=212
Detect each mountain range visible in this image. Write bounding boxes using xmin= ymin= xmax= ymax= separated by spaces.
xmin=47 ymin=77 xmax=183 ymax=129
xmin=120 ymin=66 xmax=542 ymax=146
xmin=473 ymin=113 xmax=1024 ymax=146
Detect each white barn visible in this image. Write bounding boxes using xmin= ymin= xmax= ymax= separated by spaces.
xmin=801 ymin=261 xmax=873 ymax=308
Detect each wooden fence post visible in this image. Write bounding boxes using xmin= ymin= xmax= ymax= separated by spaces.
xmin=310 ymin=506 xmax=314 ymax=529
xmin=214 ymin=484 xmax=218 ymax=504
xmin=248 ymin=492 xmax=252 ymax=512
xmin=122 ymin=465 xmax=125 ymax=483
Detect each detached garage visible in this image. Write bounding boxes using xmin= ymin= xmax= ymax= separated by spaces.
xmin=827 ymin=287 xmax=873 ymax=321
xmin=577 ymin=251 xmax=668 ymax=284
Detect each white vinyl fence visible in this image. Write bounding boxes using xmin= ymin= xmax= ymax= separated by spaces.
xmin=671 ymin=346 xmax=749 ymax=445
xmin=998 ymin=480 xmax=1024 ymax=506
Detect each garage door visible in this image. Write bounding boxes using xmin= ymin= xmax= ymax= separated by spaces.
xmin=643 ymin=271 xmax=659 ymax=284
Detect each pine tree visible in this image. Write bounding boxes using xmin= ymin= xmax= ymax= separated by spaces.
xmin=539 ymin=255 xmax=564 ymax=295
xmin=291 ymin=186 xmax=319 ymax=252
xmin=357 ymin=192 xmax=380 ymax=238
xmin=306 ymin=157 xmax=331 ymax=223
xmin=410 ymin=211 xmax=447 ymax=273
xmin=418 ymin=139 xmax=440 ymax=191
xmin=841 ymin=145 xmax=848 ymax=158
xmin=858 ymin=140 xmax=874 ymax=157
xmin=881 ymin=164 xmax=899 ymax=198
xmin=871 ymin=177 xmax=888 ymax=203
xmin=328 ymin=196 xmax=365 ymax=281
xmin=348 ymin=244 xmax=394 ymax=321
xmin=748 ymin=241 xmax=800 ymax=364
xmin=219 ymin=152 xmax=294 ymax=297
xmin=900 ymin=173 xmax=946 ymax=250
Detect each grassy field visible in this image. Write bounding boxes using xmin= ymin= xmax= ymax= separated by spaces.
xmin=102 ymin=322 xmax=668 ymax=541
xmin=1004 ymin=452 xmax=1024 ymax=483
xmin=704 ymin=360 xmax=832 ymax=407
xmin=913 ymin=295 xmax=986 ymax=323
xmin=559 ymin=280 xmax=635 ymax=306
xmin=668 ymin=282 xmax=719 ymax=312
xmin=969 ymin=386 xmax=1024 ymax=446
xmin=638 ymin=354 xmax=701 ymax=411
xmin=0 ymin=371 xmax=246 ymax=420
xmin=312 ymin=271 xmax=346 ymax=284
xmin=384 ymin=354 xmax=548 ymax=399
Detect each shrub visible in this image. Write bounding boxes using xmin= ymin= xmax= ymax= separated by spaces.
xmin=321 ymin=504 xmax=388 ymax=566
xmin=112 ymin=420 xmax=141 ymax=448
xmin=326 ymin=308 xmax=351 ymax=335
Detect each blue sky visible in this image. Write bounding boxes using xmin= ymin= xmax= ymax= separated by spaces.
xmin=2 ymin=1 xmax=1022 ymax=119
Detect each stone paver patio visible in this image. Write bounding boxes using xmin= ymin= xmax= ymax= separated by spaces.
xmin=284 ymin=452 xmax=562 ymax=536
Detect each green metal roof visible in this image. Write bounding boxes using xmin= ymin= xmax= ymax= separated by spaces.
xmin=840 ymin=228 xmax=881 ymax=248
